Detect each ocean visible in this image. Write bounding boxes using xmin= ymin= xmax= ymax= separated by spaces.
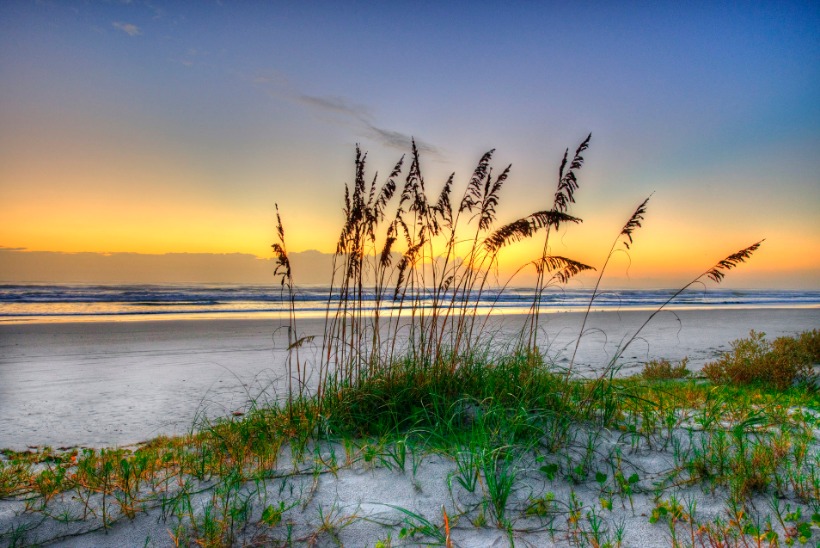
xmin=1 ymin=284 xmax=818 ymax=323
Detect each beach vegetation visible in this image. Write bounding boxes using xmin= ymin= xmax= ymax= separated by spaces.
xmin=641 ymin=357 xmax=691 ymax=380
xmin=2 ymin=140 xmax=817 ymax=547
xmin=703 ymin=329 xmax=820 ymax=389
xmin=1 ymin=335 xmax=818 ymax=545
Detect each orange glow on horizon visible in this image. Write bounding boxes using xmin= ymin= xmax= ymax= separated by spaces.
xmin=4 ymin=194 xmax=818 ymax=282
xmin=2 ymin=142 xmax=817 ymax=287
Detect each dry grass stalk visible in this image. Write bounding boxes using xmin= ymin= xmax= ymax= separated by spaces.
xmin=273 ymin=139 xmax=763 ymax=408
xmin=274 ymin=138 xmax=594 ymax=396
xmin=567 ymin=194 xmax=652 ymax=374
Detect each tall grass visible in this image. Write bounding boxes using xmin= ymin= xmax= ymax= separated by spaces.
xmin=273 ymin=138 xmax=762 ymax=405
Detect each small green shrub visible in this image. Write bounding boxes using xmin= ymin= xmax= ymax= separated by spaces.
xmin=795 ymin=329 xmax=820 ymax=362
xmin=702 ymin=330 xmax=818 ymax=389
xmin=641 ymin=357 xmax=691 ymax=380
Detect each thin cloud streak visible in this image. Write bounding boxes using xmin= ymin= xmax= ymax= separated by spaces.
xmin=365 ymin=125 xmax=440 ymax=156
xmin=297 ymin=94 xmax=371 ymax=120
xmin=297 ymin=93 xmax=442 ymax=157
xmin=249 ymin=76 xmax=442 ymax=156
xmin=112 ymin=21 xmax=141 ymax=36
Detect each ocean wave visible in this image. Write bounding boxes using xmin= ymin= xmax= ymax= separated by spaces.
xmin=1 ymin=284 xmax=818 ymax=320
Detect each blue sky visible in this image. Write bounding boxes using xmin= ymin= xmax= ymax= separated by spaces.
xmin=1 ymin=1 xmax=818 ymax=287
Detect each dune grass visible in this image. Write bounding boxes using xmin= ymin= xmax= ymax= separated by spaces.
xmin=1 ymin=337 xmax=818 ymax=546
xmin=2 ymin=139 xmax=817 ymax=546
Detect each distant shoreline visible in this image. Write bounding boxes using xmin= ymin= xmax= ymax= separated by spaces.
xmin=2 ymin=284 xmax=819 ymax=324
xmin=1 ymin=303 xmax=820 ymax=325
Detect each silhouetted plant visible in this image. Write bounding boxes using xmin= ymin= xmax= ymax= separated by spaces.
xmin=568 ymin=194 xmax=652 ymax=374
xmin=309 ymin=138 xmax=595 ymax=394
xmin=273 ymin=138 xmax=763 ymax=406
xmin=271 ymin=204 xmax=302 ymax=403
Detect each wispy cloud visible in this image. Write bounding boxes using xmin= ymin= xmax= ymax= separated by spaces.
xmin=365 ymin=125 xmax=440 ymax=155
xmin=112 ymin=21 xmax=141 ymax=36
xmin=297 ymin=94 xmax=371 ymax=120
xmin=297 ymin=93 xmax=441 ymax=156
xmin=247 ymin=73 xmax=442 ymax=156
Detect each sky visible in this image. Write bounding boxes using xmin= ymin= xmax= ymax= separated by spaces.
xmin=1 ymin=1 xmax=818 ymax=288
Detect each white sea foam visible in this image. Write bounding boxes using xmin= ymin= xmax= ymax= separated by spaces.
xmin=1 ymin=283 xmax=818 ymax=322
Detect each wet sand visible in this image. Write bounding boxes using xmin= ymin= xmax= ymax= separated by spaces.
xmin=1 ymin=307 xmax=817 ymax=450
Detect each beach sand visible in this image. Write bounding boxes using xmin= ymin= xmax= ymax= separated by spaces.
xmin=0 ymin=307 xmax=818 ymax=546
xmin=1 ymin=308 xmax=817 ymax=451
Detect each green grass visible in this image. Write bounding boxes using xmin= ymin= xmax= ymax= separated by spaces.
xmin=2 ymin=332 xmax=818 ymax=546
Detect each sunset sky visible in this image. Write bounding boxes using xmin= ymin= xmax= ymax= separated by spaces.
xmin=1 ymin=1 xmax=818 ymax=288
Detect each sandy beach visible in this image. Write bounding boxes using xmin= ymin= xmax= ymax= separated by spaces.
xmin=0 ymin=309 xmax=818 ymax=546
xmin=1 ymin=307 xmax=817 ymax=451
